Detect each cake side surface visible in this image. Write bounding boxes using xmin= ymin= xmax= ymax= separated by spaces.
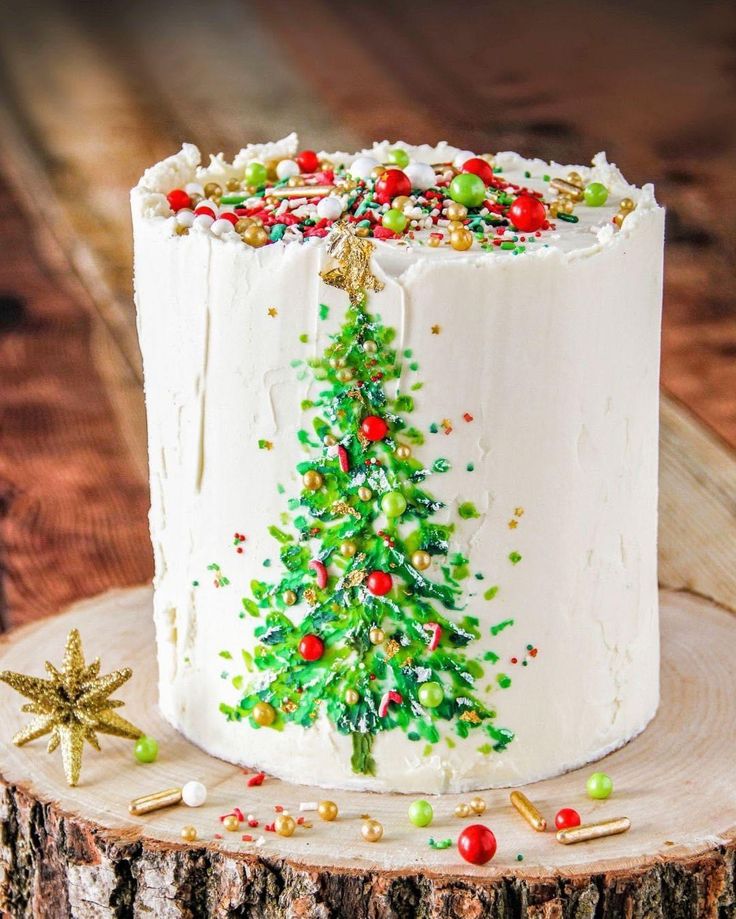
xmin=132 ymin=139 xmax=663 ymax=793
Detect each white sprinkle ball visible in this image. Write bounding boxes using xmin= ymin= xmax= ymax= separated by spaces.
xmin=185 ymin=182 xmax=204 ymax=197
xmin=176 ymin=209 xmax=195 ymax=228
xmin=453 ymin=150 xmax=475 ymax=170
xmin=193 ymin=214 xmax=215 ymax=230
xmin=211 ymin=218 xmax=235 ymax=236
xmin=182 ymin=780 xmax=208 ymax=807
xmin=404 ymin=162 xmax=436 ymax=192
xmin=349 ymin=155 xmax=379 ymax=180
xmin=316 ymin=195 xmax=344 ymax=221
xmin=276 ymin=159 xmax=300 ymax=180
xmin=299 ymin=801 xmax=318 ymax=812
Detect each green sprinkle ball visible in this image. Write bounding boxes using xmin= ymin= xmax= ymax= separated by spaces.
xmin=448 ymin=173 xmax=486 ymax=208
xmin=408 ymin=799 xmax=434 ymax=827
xmin=381 ymin=490 xmax=407 ymax=517
xmin=418 ymin=681 xmax=444 ymax=708
xmin=134 ymin=735 xmax=159 ymax=764
xmin=583 ymin=182 xmax=609 ymax=207
xmin=387 ymin=148 xmax=410 ymax=169
xmin=586 ymin=771 xmax=613 ymax=799
xmin=382 ymin=208 xmax=408 ymax=233
xmin=244 ymin=161 xmax=268 ymax=188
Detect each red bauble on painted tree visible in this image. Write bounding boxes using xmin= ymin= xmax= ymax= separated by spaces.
xmin=374 ymin=169 xmax=412 ymax=204
xmin=361 ymin=415 xmax=388 ymax=442
xmin=298 ymin=634 xmax=324 ymax=661
xmin=457 ymin=824 xmax=497 ymax=865
xmin=366 ymin=571 xmax=392 ymax=596
xmin=296 ymin=150 xmax=319 ymax=174
xmin=508 ymin=194 xmax=547 ymax=232
xmin=462 ymin=157 xmax=494 ymax=186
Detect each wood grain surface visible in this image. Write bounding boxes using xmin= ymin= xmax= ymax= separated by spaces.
xmin=0 ymin=0 xmax=735 ymax=627
xmin=0 ymin=587 xmax=734 ymax=917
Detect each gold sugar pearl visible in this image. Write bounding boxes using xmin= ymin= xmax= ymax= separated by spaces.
xmin=619 ymin=197 xmax=635 ymax=213
xmin=469 ymin=796 xmax=487 ymax=815
xmin=283 ymin=589 xmax=297 ymax=606
xmin=395 ymin=444 xmax=412 ymax=460
xmin=428 ymin=236 xmax=442 ymax=248
xmin=235 ymin=218 xmax=252 ymax=234
xmin=561 ymin=199 xmax=574 ymax=215
xmin=411 ymin=550 xmax=431 ymax=571
xmin=361 ymin=818 xmax=384 ymax=842
xmin=303 ymin=470 xmax=324 ymax=491
xmin=392 ymin=195 xmax=411 ymax=211
xmin=336 ymin=367 xmax=354 ymax=383
xmin=369 ymin=627 xmax=385 ymax=645
xmin=371 ymin=165 xmax=386 ymax=179
xmin=447 ymin=220 xmax=466 ymax=232
xmin=223 ymin=815 xmax=240 ymax=832
xmin=358 ymin=486 xmax=373 ymax=501
xmin=449 ymin=228 xmax=473 ymax=252
xmin=181 ymin=825 xmax=198 ymax=842
xmin=252 ymin=701 xmax=276 ymax=726
xmin=567 ymin=171 xmax=584 ymax=189
xmin=362 ymin=340 xmax=378 ymax=353
xmin=287 ymin=176 xmax=302 ymax=187
xmin=446 ymin=202 xmax=468 ymax=221
xmin=243 ymin=225 xmax=269 ymax=248
xmin=175 ymin=225 xmax=189 ymax=237
xmin=323 ymin=434 xmax=337 ymax=447
xmin=204 ymin=182 xmax=222 ymax=199
xmin=344 ymin=688 xmax=360 ymax=705
xmin=275 ymin=814 xmax=296 ymax=837
xmin=318 ymin=800 xmax=339 ymax=821
xmin=340 ymin=540 xmax=357 ymax=558
xmin=330 ymin=355 xmax=346 ymax=368
xmin=454 ymin=803 xmax=471 ymax=818
xmin=355 ymin=227 xmax=371 ymax=238
xmin=226 ymin=178 xmax=242 ymax=192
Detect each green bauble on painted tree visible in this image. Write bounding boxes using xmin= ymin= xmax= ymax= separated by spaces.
xmin=223 ymin=223 xmax=514 ymax=776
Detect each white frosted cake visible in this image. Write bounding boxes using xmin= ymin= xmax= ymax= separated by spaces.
xmin=132 ymin=134 xmax=663 ymax=793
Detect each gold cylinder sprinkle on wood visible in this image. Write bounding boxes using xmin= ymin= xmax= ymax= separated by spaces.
xmin=549 ymin=178 xmax=584 ymax=201
xmin=267 ymin=185 xmax=335 ymax=199
xmin=129 ymin=787 xmax=183 ymax=816
xmin=509 ymin=790 xmax=547 ymax=832
xmin=556 ymin=816 xmax=631 ymax=845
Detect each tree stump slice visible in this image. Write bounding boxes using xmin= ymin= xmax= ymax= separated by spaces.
xmin=0 ymin=587 xmax=734 ymax=918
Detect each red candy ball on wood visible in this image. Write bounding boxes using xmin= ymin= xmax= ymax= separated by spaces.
xmin=508 ymin=194 xmax=547 ymax=232
xmin=296 ymin=150 xmax=319 ymax=174
xmin=361 ymin=415 xmax=388 ymax=441
xmin=298 ymin=634 xmax=325 ymax=661
xmin=462 ymin=157 xmax=494 ymax=186
xmin=457 ymin=824 xmax=497 ymax=865
xmin=554 ymin=808 xmax=581 ymax=830
xmin=167 ymin=189 xmax=192 ymax=212
xmin=374 ymin=169 xmax=412 ymax=204
xmin=366 ymin=571 xmax=393 ymax=596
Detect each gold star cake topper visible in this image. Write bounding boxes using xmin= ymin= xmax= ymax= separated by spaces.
xmin=0 ymin=628 xmax=142 ymax=786
xmin=320 ymin=219 xmax=384 ymax=304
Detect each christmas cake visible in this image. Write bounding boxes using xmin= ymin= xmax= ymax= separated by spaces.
xmin=132 ymin=135 xmax=664 ymax=793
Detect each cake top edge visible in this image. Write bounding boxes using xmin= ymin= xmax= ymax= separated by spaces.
xmin=131 ymin=135 xmax=660 ymax=259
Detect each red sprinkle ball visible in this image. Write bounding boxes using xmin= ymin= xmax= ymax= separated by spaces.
xmin=298 ymin=633 xmax=325 ymax=661
xmin=507 ymin=195 xmax=547 ymax=233
xmin=296 ymin=150 xmax=319 ymax=174
xmin=361 ymin=415 xmax=389 ymax=442
xmin=462 ymin=157 xmax=495 ymax=186
xmin=366 ymin=570 xmax=393 ymax=596
xmin=457 ymin=824 xmax=497 ymax=865
xmin=555 ymin=808 xmax=581 ymax=830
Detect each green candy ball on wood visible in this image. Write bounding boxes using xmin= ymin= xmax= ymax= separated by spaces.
xmin=134 ymin=735 xmax=159 ymax=764
xmin=408 ymin=799 xmax=434 ymax=827
xmin=586 ymin=771 xmax=613 ymax=799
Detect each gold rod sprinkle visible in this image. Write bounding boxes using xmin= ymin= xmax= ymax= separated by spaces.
xmin=129 ymin=787 xmax=183 ymax=816
xmin=556 ymin=816 xmax=631 ymax=845
xmin=549 ymin=178 xmax=584 ymax=201
xmin=267 ymin=185 xmax=335 ymax=199
xmin=509 ymin=790 xmax=547 ymax=832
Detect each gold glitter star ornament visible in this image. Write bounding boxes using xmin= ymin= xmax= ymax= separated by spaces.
xmin=0 ymin=628 xmax=142 ymax=786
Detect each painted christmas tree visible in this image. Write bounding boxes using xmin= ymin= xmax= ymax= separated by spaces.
xmin=226 ymin=223 xmax=514 ymax=774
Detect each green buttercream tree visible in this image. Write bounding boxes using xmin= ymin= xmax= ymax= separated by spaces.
xmin=224 ymin=226 xmax=513 ymax=774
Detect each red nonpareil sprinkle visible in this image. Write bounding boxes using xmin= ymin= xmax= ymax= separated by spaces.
xmin=530 ymin=648 xmax=538 ymax=657
xmin=297 ymin=816 xmax=306 ymax=825
xmin=463 ymin=412 xmax=474 ymax=423
xmin=214 ymin=833 xmax=223 ymax=839
xmin=237 ymin=547 xmax=243 ymax=554
xmin=511 ymin=657 xmax=518 ymax=664
xmin=248 ymin=819 xmax=259 ymax=827
xmin=274 ymin=805 xmax=284 ymax=813
xmin=247 ymin=772 xmax=266 ymax=787
xmin=233 ymin=807 xmax=245 ymax=822
xmin=265 ymin=822 xmax=275 ymax=832
xmin=241 ymin=834 xmax=254 ymax=842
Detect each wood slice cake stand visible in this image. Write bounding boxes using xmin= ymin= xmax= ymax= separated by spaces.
xmin=0 ymin=588 xmax=734 ymax=918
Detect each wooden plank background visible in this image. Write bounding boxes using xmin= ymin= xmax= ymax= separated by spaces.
xmin=0 ymin=0 xmax=735 ymax=627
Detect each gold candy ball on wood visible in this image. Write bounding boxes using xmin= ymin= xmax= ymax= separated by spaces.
xmin=411 ymin=550 xmax=431 ymax=571
xmin=180 ymin=825 xmax=198 ymax=842
xmin=275 ymin=814 xmax=296 ymax=837
xmin=454 ymin=803 xmax=471 ymax=818
xmin=469 ymin=796 xmax=487 ymax=815
xmin=361 ymin=818 xmax=384 ymax=842
xmin=252 ymin=701 xmax=276 ymax=726
xmin=303 ymin=470 xmax=324 ymax=491
xmin=223 ymin=814 xmax=240 ymax=832
xmin=318 ymin=800 xmax=339 ymax=821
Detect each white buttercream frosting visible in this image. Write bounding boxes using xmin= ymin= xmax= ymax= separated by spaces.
xmin=132 ymin=137 xmax=663 ymax=793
